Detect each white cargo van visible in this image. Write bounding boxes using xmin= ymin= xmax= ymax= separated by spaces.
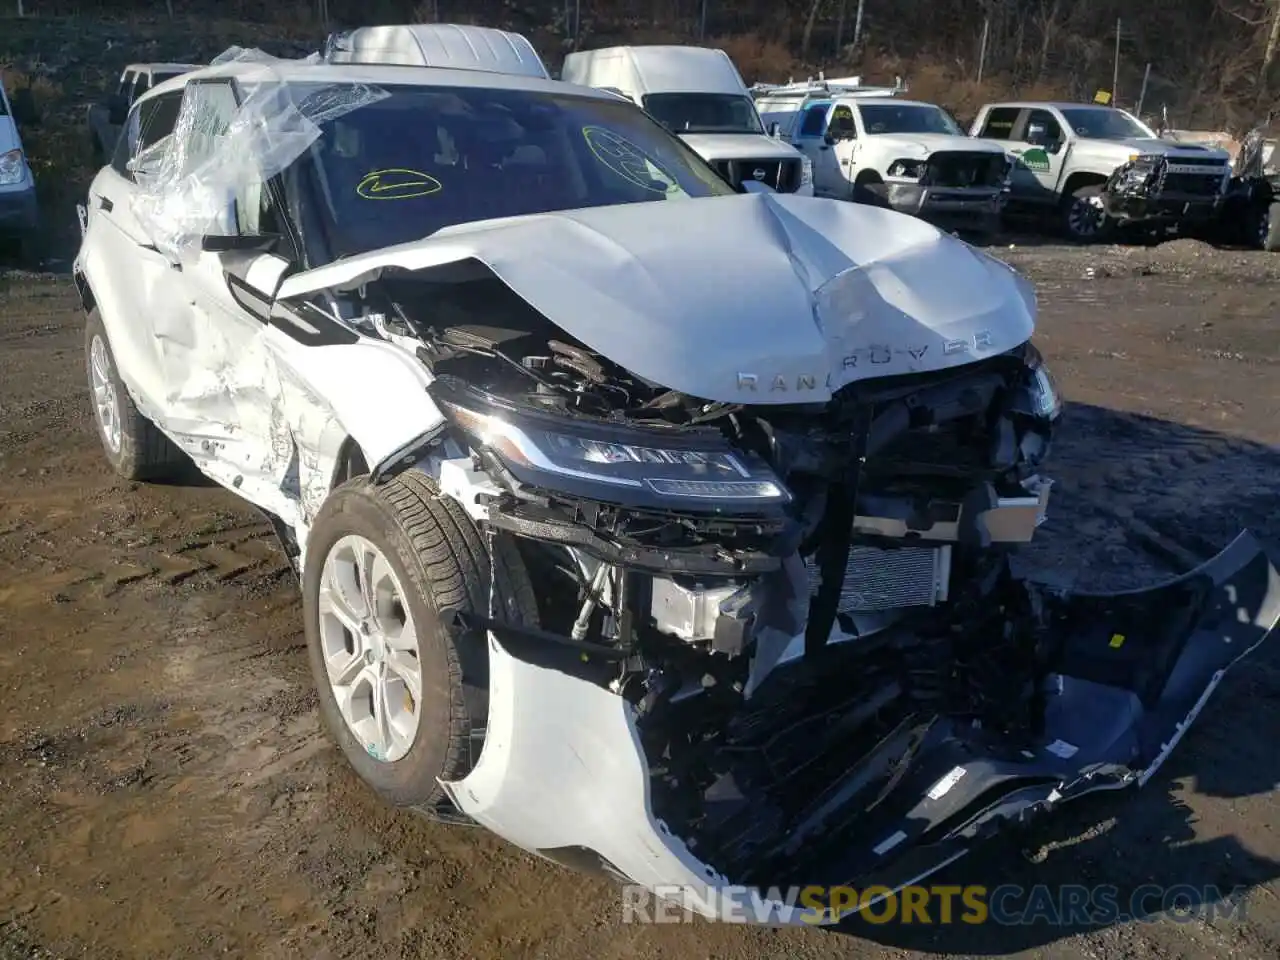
xmin=322 ymin=24 xmax=550 ymax=78
xmin=561 ymin=45 xmax=813 ymax=196
xmin=0 ymin=79 xmax=38 ymax=258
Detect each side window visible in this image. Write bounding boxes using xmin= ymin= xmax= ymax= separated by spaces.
xmin=798 ymin=104 xmax=827 ymax=137
xmin=828 ymin=105 xmax=857 ymax=139
xmin=110 ymin=91 xmax=184 ymax=178
xmin=1023 ymin=108 xmax=1063 ymax=145
xmin=116 ymin=71 xmax=134 ymax=100
xmin=132 ymin=72 xmax=151 ymax=102
xmin=178 ymin=81 xmax=238 ymax=173
xmin=180 ymin=80 xmax=273 ymax=237
xmin=979 ymin=106 xmax=1020 ymax=139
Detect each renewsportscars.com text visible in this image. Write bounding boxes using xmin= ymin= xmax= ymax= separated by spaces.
xmin=621 ymin=883 xmax=1251 ymax=926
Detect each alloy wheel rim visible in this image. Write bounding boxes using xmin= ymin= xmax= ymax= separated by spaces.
xmin=317 ymin=534 xmax=423 ymax=763
xmin=89 ymin=335 xmax=122 ymax=454
xmin=1257 ymin=206 xmax=1270 ymax=247
xmin=1069 ymin=194 xmax=1106 ymax=238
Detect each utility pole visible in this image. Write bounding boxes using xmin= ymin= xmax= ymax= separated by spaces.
xmin=700 ymin=0 xmax=708 ymax=42
xmin=854 ymin=0 xmax=866 ymax=47
xmin=1135 ymin=62 xmax=1151 ymax=118
xmin=1264 ymin=0 xmax=1280 ymax=80
xmin=1112 ymin=18 xmax=1121 ymax=103
xmin=977 ymin=17 xmax=990 ymax=83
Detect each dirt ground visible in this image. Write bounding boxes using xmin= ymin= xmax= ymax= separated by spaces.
xmin=0 ymin=236 xmax=1278 ymax=960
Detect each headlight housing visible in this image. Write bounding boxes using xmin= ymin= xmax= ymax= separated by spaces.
xmin=887 ymin=159 xmax=924 ymax=180
xmin=430 ymin=380 xmax=792 ymax=512
xmin=1014 ymin=343 xmax=1062 ymax=420
xmin=0 ymin=149 xmax=26 ymax=186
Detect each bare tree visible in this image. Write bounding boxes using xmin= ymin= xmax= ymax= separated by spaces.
xmin=1035 ymin=0 xmax=1064 ymax=83
xmin=801 ymin=0 xmax=824 ymax=59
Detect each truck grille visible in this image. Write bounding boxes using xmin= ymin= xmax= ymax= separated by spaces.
xmin=1161 ymin=172 xmax=1224 ymax=196
xmin=712 ymin=158 xmax=804 ymax=193
xmin=924 ymin=152 xmax=1006 ymax=189
xmin=806 ymin=544 xmax=951 ymax=613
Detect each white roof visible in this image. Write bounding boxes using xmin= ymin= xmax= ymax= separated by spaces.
xmin=146 ymin=57 xmax=612 ymax=103
xmin=568 ymin=45 xmax=746 ymax=96
xmin=324 ymin=24 xmax=549 ymax=78
xmin=123 ymin=62 xmax=202 ymax=75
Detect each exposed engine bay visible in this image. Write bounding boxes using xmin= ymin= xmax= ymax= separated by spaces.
xmin=324 ymin=257 xmax=1117 ymax=886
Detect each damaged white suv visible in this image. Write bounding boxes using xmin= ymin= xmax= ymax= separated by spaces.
xmin=75 ymin=51 xmax=1277 ymax=923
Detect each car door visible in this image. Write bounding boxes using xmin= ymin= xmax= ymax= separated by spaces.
xmin=80 ymin=88 xmax=187 ymax=421
xmin=1015 ymin=108 xmax=1069 ymax=197
xmin=791 ymin=101 xmax=843 ymax=197
xmin=821 ymin=103 xmax=859 ymax=199
xmin=154 ymin=77 xmax=296 ymax=501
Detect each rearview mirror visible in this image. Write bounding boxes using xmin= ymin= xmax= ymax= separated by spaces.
xmin=200 ymin=233 xmax=281 ymax=254
xmin=768 ymin=121 xmax=780 ymax=137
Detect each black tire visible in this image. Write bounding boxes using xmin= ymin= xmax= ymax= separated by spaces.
xmin=853 ymin=173 xmax=889 ymax=207
xmin=1060 ymin=184 xmax=1113 ymax=244
xmin=84 ymin=307 xmax=187 ymax=481
xmin=302 ymin=471 xmax=539 ymax=811
xmin=1261 ymin=201 xmax=1280 ymax=252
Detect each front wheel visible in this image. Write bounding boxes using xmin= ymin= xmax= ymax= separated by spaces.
xmin=84 ymin=307 xmax=187 ymax=481
xmin=1061 ymin=184 xmax=1114 ymax=243
xmin=302 ymin=472 xmax=539 ymax=811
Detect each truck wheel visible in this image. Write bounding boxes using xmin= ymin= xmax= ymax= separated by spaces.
xmin=302 ymin=472 xmax=539 ymax=811
xmin=1061 ymin=184 xmax=1113 ymax=243
xmin=853 ymin=172 xmax=889 ymax=207
xmin=1259 ymin=201 xmax=1280 ymax=252
xmin=84 ymin=308 xmax=187 ymax=481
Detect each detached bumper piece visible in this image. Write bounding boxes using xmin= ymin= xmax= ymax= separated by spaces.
xmin=741 ymin=531 xmax=1278 ymax=903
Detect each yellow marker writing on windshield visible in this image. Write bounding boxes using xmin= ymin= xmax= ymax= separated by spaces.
xmin=356 ymin=168 xmax=442 ymax=200
xmin=582 ymin=126 xmax=674 ymax=193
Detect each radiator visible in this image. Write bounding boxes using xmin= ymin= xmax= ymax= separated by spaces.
xmin=806 ymin=544 xmax=951 ymax=613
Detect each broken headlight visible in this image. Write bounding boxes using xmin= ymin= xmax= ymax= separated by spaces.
xmin=431 ymin=381 xmax=791 ymax=511
xmin=1014 ymin=343 xmax=1062 ymax=420
xmin=887 ymin=159 xmax=925 ymax=180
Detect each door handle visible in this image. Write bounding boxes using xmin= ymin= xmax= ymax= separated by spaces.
xmin=96 ymin=195 xmax=113 ymax=212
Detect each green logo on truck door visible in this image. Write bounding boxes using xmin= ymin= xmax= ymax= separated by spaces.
xmin=1020 ymin=147 xmax=1051 ymax=173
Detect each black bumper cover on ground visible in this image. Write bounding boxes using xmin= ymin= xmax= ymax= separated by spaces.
xmin=773 ymin=531 xmax=1278 ymax=908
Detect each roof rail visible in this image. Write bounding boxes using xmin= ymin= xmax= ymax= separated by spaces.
xmin=750 ymin=73 xmax=906 ymax=100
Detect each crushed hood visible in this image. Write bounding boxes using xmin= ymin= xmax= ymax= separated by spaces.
xmin=677 ymin=132 xmax=801 ymax=162
xmin=277 ymin=193 xmax=1036 ymax=403
xmin=872 ymin=132 xmax=1006 ymax=156
xmin=1110 ymin=137 xmax=1231 ymax=160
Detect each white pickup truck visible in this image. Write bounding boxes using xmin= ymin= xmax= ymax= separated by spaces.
xmin=970 ymin=100 xmax=1233 ymax=242
xmin=753 ymin=79 xmax=1009 ymax=236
